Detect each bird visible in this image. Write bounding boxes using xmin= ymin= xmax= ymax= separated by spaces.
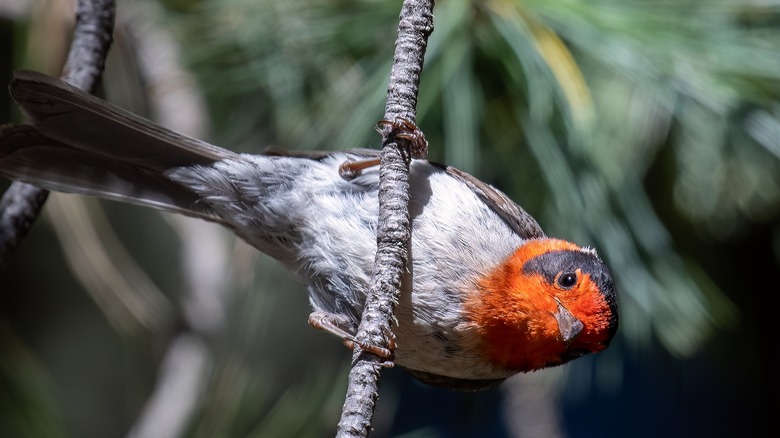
xmin=0 ymin=70 xmax=618 ymax=391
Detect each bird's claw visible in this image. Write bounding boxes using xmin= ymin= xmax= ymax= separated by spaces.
xmin=308 ymin=311 xmax=395 ymax=366
xmin=340 ymin=118 xmax=428 ymax=180
xmin=376 ymin=117 xmax=428 ymax=159
xmin=338 ymin=158 xmax=380 ymax=180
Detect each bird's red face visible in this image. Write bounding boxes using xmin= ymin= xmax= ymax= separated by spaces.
xmin=466 ymin=238 xmax=618 ymax=372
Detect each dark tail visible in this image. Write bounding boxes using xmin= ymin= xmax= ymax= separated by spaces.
xmin=0 ymin=70 xmax=237 ymax=221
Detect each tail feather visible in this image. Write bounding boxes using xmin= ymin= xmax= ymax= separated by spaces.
xmin=0 ymin=70 xmax=236 ymax=222
xmin=9 ymin=70 xmax=233 ymax=170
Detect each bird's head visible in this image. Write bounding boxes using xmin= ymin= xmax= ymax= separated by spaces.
xmin=466 ymin=238 xmax=618 ymax=373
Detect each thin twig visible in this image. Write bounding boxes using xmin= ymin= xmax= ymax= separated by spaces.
xmin=0 ymin=0 xmax=115 ymax=267
xmin=0 ymin=184 xmax=49 ymax=267
xmin=336 ymin=1 xmax=435 ymax=437
xmin=62 ymin=0 xmax=116 ymax=90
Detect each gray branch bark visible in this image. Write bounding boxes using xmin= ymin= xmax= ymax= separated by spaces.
xmin=0 ymin=0 xmax=115 ymax=267
xmin=336 ymin=1 xmax=435 ymax=437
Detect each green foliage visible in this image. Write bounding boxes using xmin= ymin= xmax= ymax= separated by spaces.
xmin=170 ymin=0 xmax=780 ymax=359
xmin=0 ymin=323 xmax=68 ymax=438
xmin=4 ymin=0 xmax=780 ymax=435
xmin=186 ymin=357 xmax=348 ymax=438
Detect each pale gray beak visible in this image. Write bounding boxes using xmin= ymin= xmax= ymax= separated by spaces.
xmin=554 ymin=298 xmax=584 ymax=343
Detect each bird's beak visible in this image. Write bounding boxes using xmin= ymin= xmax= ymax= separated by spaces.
xmin=554 ymin=298 xmax=584 ymax=343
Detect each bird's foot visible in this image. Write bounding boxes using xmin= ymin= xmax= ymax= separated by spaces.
xmin=376 ymin=117 xmax=428 ymax=159
xmin=338 ymin=158 xmax=380 ymax=180
xmin=308 ymin=311 xmax=395 ymax=367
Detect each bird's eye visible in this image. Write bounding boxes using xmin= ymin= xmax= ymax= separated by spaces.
xmin=556 ymin=272 xmax=578 ymax=289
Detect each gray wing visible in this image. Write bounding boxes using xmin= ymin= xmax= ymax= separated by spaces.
xmin=437 ymin=164 xmax=546 ymax=239
xmin=264 ymin=145 xmax=545 ymax=240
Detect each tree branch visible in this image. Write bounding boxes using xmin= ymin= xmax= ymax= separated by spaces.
xmin=0 ymin=0 xmax=115 ymax=267
xmin=336 ymin=1 xmax=435 ymax=437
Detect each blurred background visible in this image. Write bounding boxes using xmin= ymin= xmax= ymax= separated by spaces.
xmin=1 ymin=0 xmax=778 ymax=437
